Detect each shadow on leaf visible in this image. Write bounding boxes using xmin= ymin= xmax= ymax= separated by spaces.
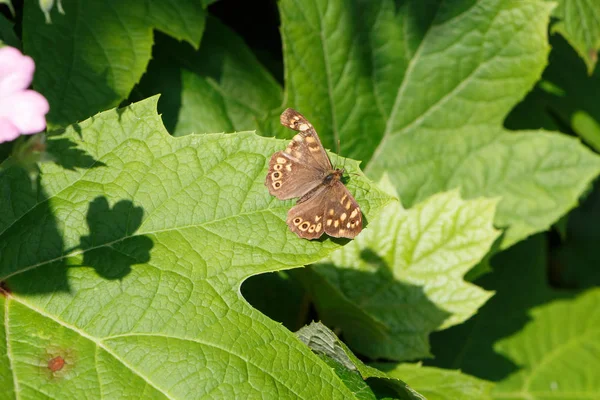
xmin=46 ymin=137 xmax=106 ymax=170
xmin=426 ymin=235 xmax=577 ymax=381
xmin=289 ymin=249 xmax=451 ymax=362
xmin=0 ymin=167 xmax=67 ymax=293
xmin=1 ymin=190 xmax=152 ymax=293
xmin=79 ymin=197 xmax=153 ymax=280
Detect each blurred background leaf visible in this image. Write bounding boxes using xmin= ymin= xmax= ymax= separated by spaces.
xmin=372 ymin=363 xmax=494 ymax=400
xmin=547 ymin=0 xmax=600 ymax=74
xmin=278 ymin=0 xmax=600 ymax=249
xmin=305 ymin=178 xmax=499 ymax=361
xmin=22 ymin=0 xmax=208 ymax=128
xmin=132 ymin=17 xmax=282 ymax=136
xmin=427 ymin=235 xmax=600 ymax=399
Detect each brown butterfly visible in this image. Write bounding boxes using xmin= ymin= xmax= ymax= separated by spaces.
xmin=265 ymin=108 xmax=363 ymax=240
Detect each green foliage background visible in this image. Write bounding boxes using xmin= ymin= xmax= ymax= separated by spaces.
xmin=1 ymin=0 xmax=600 ymax=398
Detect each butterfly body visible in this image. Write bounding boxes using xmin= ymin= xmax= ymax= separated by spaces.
xmin=321 ymin=169 xmax=342 ymax=186
xmin=265 ymin=108 xmax=363 ymax=240
xmin=297 ymin=168 xmax=342 ymax=203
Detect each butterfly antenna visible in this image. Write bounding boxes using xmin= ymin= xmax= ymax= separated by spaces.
xmin=336 ymin=139 xmax=346 ymax=172
xmin=334 ymin=138 xmax=357 ymax=177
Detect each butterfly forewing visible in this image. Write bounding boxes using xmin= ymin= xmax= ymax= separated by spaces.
xmin=265 ymin=151 xmax=323 ymax=200
xmin=279 ymin=108 xmax=331 ymax=171
xmin=265 ymin=108 xmax=331 ymax=200
xmin=322 ymin=182 xmax=362 ymax=238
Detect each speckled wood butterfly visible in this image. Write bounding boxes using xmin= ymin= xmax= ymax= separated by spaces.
xmin=265 ymin=108 xmax=363 ymax=240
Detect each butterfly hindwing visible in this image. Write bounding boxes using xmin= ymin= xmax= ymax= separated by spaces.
xmin=286 ymin=182 xmax=362 ymax=239
xmin=322 ymin=182 xmax=363 ymax=238
xmin=286 ymin=186 xmax=329 ymax=240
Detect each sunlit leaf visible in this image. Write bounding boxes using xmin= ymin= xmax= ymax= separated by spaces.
xmin=307 ymin=177 xmax=498 ymax=360
xmin=0 ymin=97 xmax=393 ymax=398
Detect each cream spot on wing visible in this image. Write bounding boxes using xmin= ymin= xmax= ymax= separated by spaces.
xmin=299 ymin=221 xmax=310 ymax=231
xmin=274 ymin=164 xmax=283 ymax=171
xmin=293 ymin=217 xmax=302 ymax=226
xmin=350 ymin=209 xmax=358 ymax=219
xmin=271 ymin=171 xmax=281 ymax=180
xmin=293 ymin=135 xmax=302 ymax=142
xmin=277 ymin=157 xmax=286 ymax=164
xmin=329 ymin=209 xmax=334 ymax=216
xmin=308 ymin=225 xmax=316 ymax=233
xmin=299 ymin=123 xmax=309 ymax=131
xmin=285 ymin=164 xmax=292 ymax=171
xmin=327 ymin=219 xmax=333 ymax=226
xmin=273 ymin=181 xmax=281 ymax=189
xmin=339 ymin=229 xmax=346 ymax=235
xmin=316 ymin=223 xmax=322 ymax=232
xmin=340 ymin=213 xmax=347 ymax=221
xmin=334 ymin=220 xmax=339 ymax=228
xmin=309 ymin=146 xmax=320 ymax=152
xmin=340 ymin=195 xmax=347 ymax=204
xmin=346 ymin=222 xmax=351 ymax=228
xmin=315 ymin=216 xmax=322 ymax=222
xmin=305 ymin=136 xmax=316 ymax=143
xmin=345 ymin=200 xmax=352 ymax=210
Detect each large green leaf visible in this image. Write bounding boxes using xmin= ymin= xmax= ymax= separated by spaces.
xmin=0 ymin=97 xmax=394 ymax=398
xmin=428 ymin=235 xmax=600 ymax=399
xmin=548 ymin=0 xmax=600 ymax=74
xmin=492 ymin=289 xmax=600 ymax=399
xmin=134 ymin=17 xmax=282 ymax=136
xmin=305 ymin=177 xmax=498 ymax=360
xmin=506 ymin=34 xmax=600 ymax=152
xmin=372 ymin=363 xmax=494 ymax=400
xmin=22 ymin=0 xmax=207 ymax=128
xmin=278 ymin=0 xmax=600 ymax=248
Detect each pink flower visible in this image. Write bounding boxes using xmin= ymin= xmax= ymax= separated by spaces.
xmin=0 ymin=47 xmax=49 ymax=144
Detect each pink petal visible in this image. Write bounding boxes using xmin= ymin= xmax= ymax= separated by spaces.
xmin=0 ymin=117 xmax=20 ymax=143
xmin=0 ymin=47 xmax=35 ymax=96
xmin=0 ymin=90 xmax=49 ymax=134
